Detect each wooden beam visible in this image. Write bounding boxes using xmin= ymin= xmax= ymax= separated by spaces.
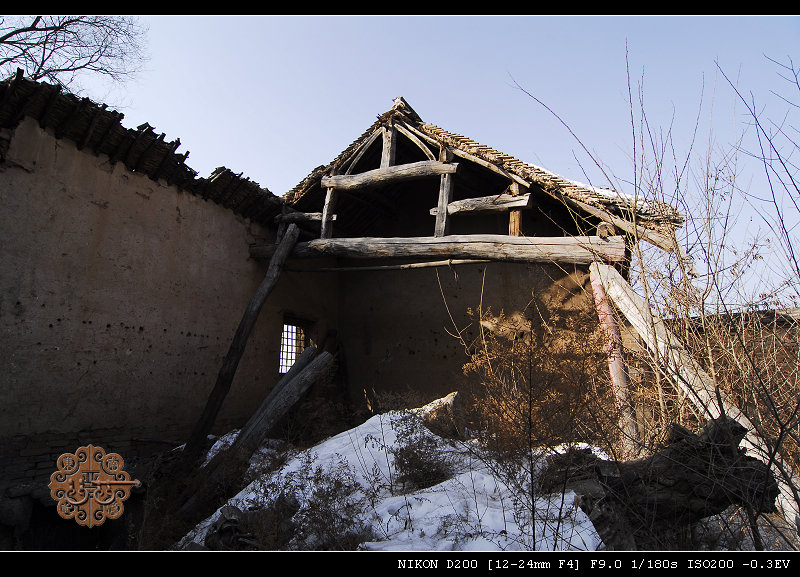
xmin=399 ymin=122 xmax=532 ymax=189
xmin=321 ymin=161 xmax=459 ymax=191
xmin=287 ymin=259 xmax=491 ymax=272
xmin=320 ymin=187 xmax=337 ymax=239
xmin=251 ymin=235 xmax=627 ymax=265
xmin=434 ymin=148 xmax=454 ymax=237
xmin=275 ymin=212 xmax=336 ymax=224
xmin=176 ymin=347 xmax=334 ymax=523
xmin=430 ymin=193 xmax=531 ymax=215
xmin=395 ymin=122 xmax=436 ymax=160
xmin=508 ymin=181 xmax=526 ymax=236
xmin=232 ymin=346 xmax=332 ymax=455
xmin=563 ymin=196 xmax=678 ymax=254
xmin=590 ymin=263 xmax=733 ymax=418
xmin=183 ymin=224 xmax=300 ymax=462
xmin=381 ymin=125 xmax=397 ymax=168
xmin=344 ymin=128 xmax=382 ymax=175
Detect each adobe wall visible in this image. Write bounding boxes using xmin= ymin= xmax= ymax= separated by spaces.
xmin=0 ymin=118 xmax=337 ymax=495
xmin=337 ymin=259 xmax=601 ymax=411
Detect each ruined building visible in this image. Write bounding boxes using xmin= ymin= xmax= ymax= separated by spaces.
xmin=0 ymin=75 xmax=684 ymax=541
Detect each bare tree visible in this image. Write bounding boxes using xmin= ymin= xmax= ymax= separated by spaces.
xmin=497 ymin=52 xmax=800 ymax=550
xmin=0 ymin=15 xmax=147 ymax=89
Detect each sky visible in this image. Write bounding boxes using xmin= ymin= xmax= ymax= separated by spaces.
xmin=79 ymin=15 xmax=800 ymax=197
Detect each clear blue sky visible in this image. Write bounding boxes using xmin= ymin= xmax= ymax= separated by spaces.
xmin=81 ymin=15 xmax=799 ymax=197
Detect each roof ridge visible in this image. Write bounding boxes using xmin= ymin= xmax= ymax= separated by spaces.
xmin=0 ymin=74 xmax=280 ymax=225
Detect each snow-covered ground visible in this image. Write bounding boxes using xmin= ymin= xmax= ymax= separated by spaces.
xmin=175 ymin=397 xmax=604 ymax=551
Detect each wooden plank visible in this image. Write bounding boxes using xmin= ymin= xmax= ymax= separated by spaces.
xmin=590 ymin=262 xmax=800 ymax=525
xmin=321 ymin=161 xmax=459 ymax=191
xmin=430 ymin=193 xmax=531 ymax=215
xmin=251 ymin=235 xmax=627 ymax=265
xmin=183 ymin=224 xmax=300 ymax=461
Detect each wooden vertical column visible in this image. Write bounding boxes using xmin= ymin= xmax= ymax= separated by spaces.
xmin=381 ymin=124 xmax=396 ymax=168
xmin=508 ymin=182 xmax=524 ymax=236
xmin=434 ymin=147 xmax=454 ymax=237
xmin=589 ymin=263 xmax=638 ymax=457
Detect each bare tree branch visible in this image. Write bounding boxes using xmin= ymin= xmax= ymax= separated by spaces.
xmin=0 ymin=15 xmax=147 ymax=89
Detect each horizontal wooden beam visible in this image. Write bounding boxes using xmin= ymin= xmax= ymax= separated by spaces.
xmin=275 ymin=212 xmax=336 ymax=223
xmin=320 ymin=161 xmax=459 ymax=191
xmin=250 ymin=234 xmax=626 ymax=265
xmin=430 ymin=193 xmax=531 ymax=215
xmin=287 ymin=259 xmax=491 ymax=273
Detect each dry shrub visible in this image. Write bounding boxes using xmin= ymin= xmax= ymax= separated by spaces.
xmin=462 ymin=303 xmax=620 ymax=457
xmin=389 ymin=410 xmax=456 ymax=492
xmin=246 ymin=453 xmax=374 ymax=550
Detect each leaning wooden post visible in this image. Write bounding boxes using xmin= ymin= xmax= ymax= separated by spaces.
xmin=589 ymin=263 xmax=638 ymax=458
xmin=183 ymin=224 xmax=300 ymax=461
xmin=176 ymin=349 xmax=334 ymax=522
xmin=320 ymin=187 xmax=337 ymax=239
xmin=590 ymin=261 xmax=800 ymax=533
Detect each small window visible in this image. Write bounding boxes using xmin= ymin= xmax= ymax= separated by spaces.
xmin=279 ymin=318 xmax=309 ymax=373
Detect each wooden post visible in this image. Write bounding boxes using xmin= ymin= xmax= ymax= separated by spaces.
xmin=434 ymin=147 xmax=454 ymax=237
xmin=381 ymin=125 xmax=396 ymax=168
xmin=590 ymin=262 xmax=800 ymax=529
xmin=589 ymin=264 xmax=638 ymax=457
xmin=508 ymin=182 xmax=525 ymax=236
xmin=176 ymin=349 xmax=335 ymax=522
xmin=508 ymin=210 xmax=521 ymax=236
xmin=320 ymin=187 xmax=337 ymax=239
xmin=183 ymin=224 xmax=300 ymax=461
xmin=232 ymin=346 xmax=320 ymax=453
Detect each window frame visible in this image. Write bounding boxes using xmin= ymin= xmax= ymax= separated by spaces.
xmin=278 ymin=316 xmax=311 ymax=374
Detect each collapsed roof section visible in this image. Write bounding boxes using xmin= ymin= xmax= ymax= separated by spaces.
xmin=0 ymin=70 xmax=282 ymax=226
xmin=283 ymin=97 xmax=684 ymax=253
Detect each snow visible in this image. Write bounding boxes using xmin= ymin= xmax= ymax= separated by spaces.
xmin=175 ymin=396 xmax=604 ymax=551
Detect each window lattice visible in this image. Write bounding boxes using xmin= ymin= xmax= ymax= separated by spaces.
xmin=279 ymin=322 xmax=306 ymax=373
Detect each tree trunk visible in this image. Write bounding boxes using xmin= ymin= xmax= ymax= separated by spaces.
xmin=541 ymin=417 xmax=780 ymax=550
